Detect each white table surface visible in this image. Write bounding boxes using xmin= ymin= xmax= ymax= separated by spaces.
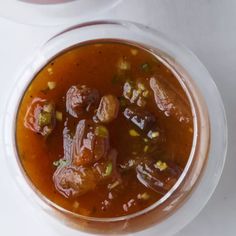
xmin=0 ymin=0 xmax=236 ymax=235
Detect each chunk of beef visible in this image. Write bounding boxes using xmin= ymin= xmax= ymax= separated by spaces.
xmin=54 ymin=165 xmax=97 ymax=198
xmin=66 ymin=85 xmax=99 ymax=118
xmin=123 ymin=80 xmax=149 ymax=108
xmin=72 ymin=120 xmax=110 ymax=166
xmin=123 ymin=106 xmax=156 ymax=132
xmin=95 ymin=95 xmax=120 ymax=123
xmin=24 ymin=98 xmax=56 ymax=136
xmin=150 ymin=76 xmax=191 ymax=123
xmin=136 ymin=159 xmax=182 ymax=195
xmin=53 ymin=149 xmax=119 ymax=197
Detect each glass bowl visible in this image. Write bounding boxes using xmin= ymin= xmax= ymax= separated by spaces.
xmin=2 ymin=20 xmax=227 ymax=235
xmin=0 ymin=0 xmax=122 ymax=26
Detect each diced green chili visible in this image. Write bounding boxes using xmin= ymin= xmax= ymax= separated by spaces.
xmin=141 ymin=63 xmax=151 ymax=73
xmin=56 ymin=111 xmax=63 ymax=121
xmin=95 ymin=125 xmax=109 ymax=138
xmin=129 ymin=129 xmax=140 ymax=137
xmin=104 ymin=162 xmax=113 ymax=177
xmin=154 ymin=160 xmax=168 ymax=171
xmin=144 ymin=145 xmax=149 ymax=152
xmin=138 ymin=192 xmax=150 ymax=200
xmin=38 ymin=111 xmax=52 ymax=127
xmin=142 ymin=90 xmax=149 ymax=98
xmin=53 ymin=158 xmax=69 ymax=167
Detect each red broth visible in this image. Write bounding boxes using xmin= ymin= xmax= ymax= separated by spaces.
xmin=16 ymin=41 xmax=193 ymax=218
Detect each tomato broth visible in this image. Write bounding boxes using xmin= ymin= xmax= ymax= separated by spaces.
xmin=16 ymin=41 xmax=193 ymax=218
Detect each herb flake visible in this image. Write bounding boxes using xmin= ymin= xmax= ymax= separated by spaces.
xmin=104 ymin=162 xmax=113 ymax=177
xmin=53 ymin=158 xmax=69 ymax=168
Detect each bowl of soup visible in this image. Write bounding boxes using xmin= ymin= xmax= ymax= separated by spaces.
xmin=3 ymin=20 xmax=227 ymax=235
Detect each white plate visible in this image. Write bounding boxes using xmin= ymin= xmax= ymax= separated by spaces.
xmin=0 ymin=0 xmax=122 ymax=26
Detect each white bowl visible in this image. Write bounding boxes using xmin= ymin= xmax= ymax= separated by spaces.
xmin=0 ymin=0 xmax=122 ymax=26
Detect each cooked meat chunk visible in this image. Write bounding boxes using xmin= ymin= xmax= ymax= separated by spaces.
xmin=53 ymin=149 xmax=119 ymax=197
xmin=66 ymin=85 xmax=99 ymax=118
xmin=150 ymin=76 xmax=191 ymax=123
xmin=24 ymin=98 xmax=56 ymax=136
xmin=136 ymin=159 xmax=182 ymax=195
xmin=72 ymin=120 xmax=110 ymax=166
xmin=95 ymin=95 xmax=120 ymax=123
xmin=123 ymin=80 xmax=149 ymax=108
xmin=123 ymin=106 xmax=156 ymax=132
xmin=54 ymin=165 xmax=97 ymax=197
